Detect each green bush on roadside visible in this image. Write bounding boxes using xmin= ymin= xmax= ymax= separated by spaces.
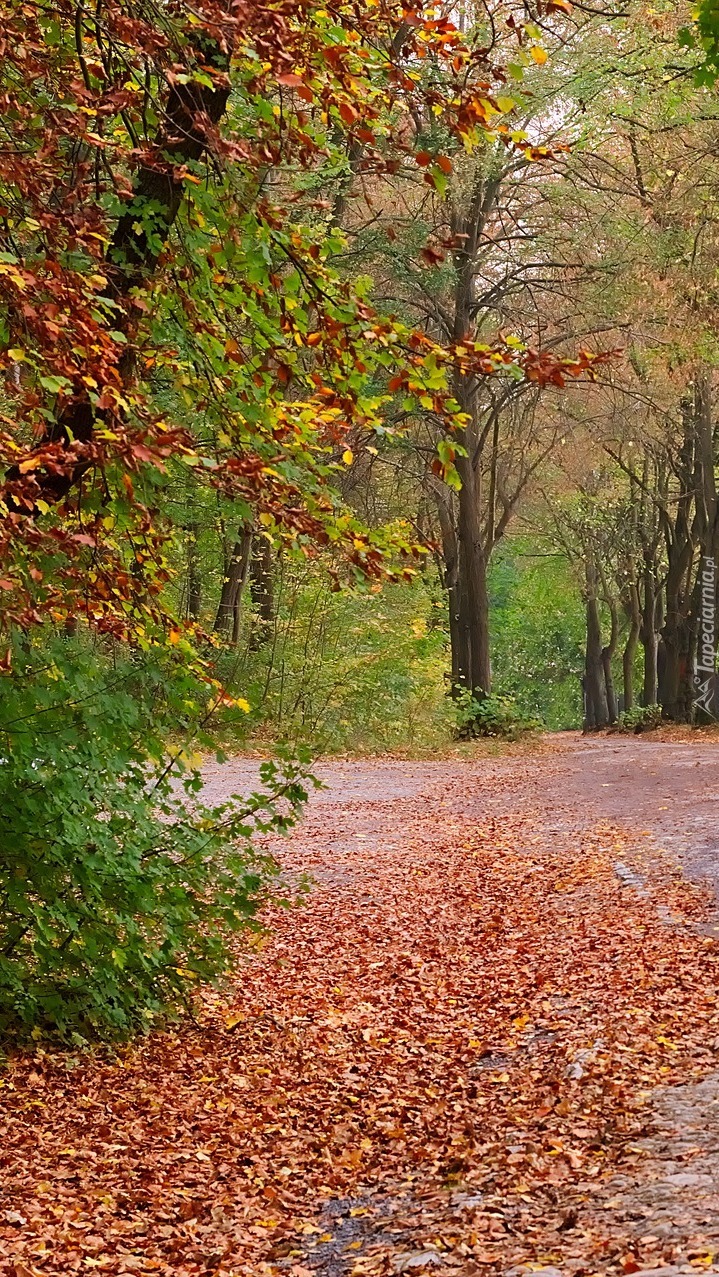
xmin=0 ymin=637 xmax=312 ymax=1042
xmin=454 ymin=689 xmax=541 ymax=740
xmin=616 ymin=703 xmax=662 ymax=733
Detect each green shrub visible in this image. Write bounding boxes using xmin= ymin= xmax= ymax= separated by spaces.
xmin=453 ymin=690 xmax=541 ymax=740
xmin=0 ymin=637 xmax=312 ymax=1041
xmin=616 ymin=703 xmax=662 ymax=733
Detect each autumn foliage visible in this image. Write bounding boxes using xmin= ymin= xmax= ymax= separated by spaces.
xmin=0 ymin=0 xmax=599 ymax=643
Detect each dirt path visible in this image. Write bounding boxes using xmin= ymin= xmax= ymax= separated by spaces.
xmin=5 ymin=736 xmax=719 ymax=1277
xmin=201 ymin=732 xmax=719 ymax=890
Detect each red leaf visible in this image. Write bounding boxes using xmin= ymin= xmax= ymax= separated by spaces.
xmin=421 ymin=245 xmax=445 ymax=267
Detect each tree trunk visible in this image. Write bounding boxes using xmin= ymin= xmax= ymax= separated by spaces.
xmin=455 ymin=451 xmax=491 ymax=698
xmin=428 ymin=480 xmax=462 ymax=691
xmin=659 ymin=611 xmax=696 ymax=720
xmin=584 ymin=562 xmax=609 ymax=731
xmin=659 ymin=390 xmax=701 ymax=721
xmin=429 ymin=458 xmax=490 ymax=700
xmin=688 ymin=372 xmax=719 ymax=720
xmin=249 ymin=537 xmax=275 ymax=649
xmin=600 ymin=595 xmax=619 ymax=724
xmin=187 ymin=522 xmax=202 ymax=621
xmin=214 ymin=531 xmax=252 ymax=638
xmin=443 ymin=169 xmax=504 ymax=703
xmin=622 ymin=581 xmax=641 ymax=712
xmin=602 ymin=644 xmax=618 ymax=724
xmin=640 ymin=554 xmax=659 ymax=706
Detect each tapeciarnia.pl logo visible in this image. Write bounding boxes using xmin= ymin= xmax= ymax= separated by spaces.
xmin=694 ymin=555 xmax=717 ymax=715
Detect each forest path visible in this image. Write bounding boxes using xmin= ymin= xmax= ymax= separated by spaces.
xmin=6 ymin=736 xmax=719 ymax=1277
xmin=186 ymin=735 xmax=719 ymax=1276
xmin=203 ymin=734 xmax=719 ymax=1277
xmin=202 ymin=731 xmax=719 ymax=891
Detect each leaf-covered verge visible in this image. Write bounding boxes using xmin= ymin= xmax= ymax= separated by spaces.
xmin=0 ymin=637 xmax=314 ymax=1041
xmin=2 ymin=752 xmax=719 ymax=1276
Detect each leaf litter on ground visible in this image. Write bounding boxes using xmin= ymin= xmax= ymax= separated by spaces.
xmin=2 ymin=755 xmax=719 ymax=1277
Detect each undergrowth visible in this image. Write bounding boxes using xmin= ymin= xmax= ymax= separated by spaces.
xmin=0 ymin=636 xmax=313 ymax=1042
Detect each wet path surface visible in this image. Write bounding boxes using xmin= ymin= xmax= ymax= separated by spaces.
xmin=526 ymin=736 xmax=719 ymax=893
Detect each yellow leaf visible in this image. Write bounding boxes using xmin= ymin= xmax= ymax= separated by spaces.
xmin=531 ymin=45 xmax=548 ymax=64
xmin=0 ymin=264 xmax=26 ymax=290
xmin=178 ymin=749 xmax=203 ymax=770
xmin=496 ymin=96 xmax=516 ymax=113
xmin=342 ymin=448 xmax=354 ymax=465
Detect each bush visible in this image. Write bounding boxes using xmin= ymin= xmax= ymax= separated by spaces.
xmin=454 ymin=690 xmax=541 ymax=741
xmin=0 ymin=637 xmax=312 ymax=1041
xmin=616 ymin=703 xmax=662 ymax=734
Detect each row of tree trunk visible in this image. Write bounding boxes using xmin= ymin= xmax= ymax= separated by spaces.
xmin=584 ymin=375 xmax=719 ymax=728
xmin=430 ymin=370 xmax=719 ymax=730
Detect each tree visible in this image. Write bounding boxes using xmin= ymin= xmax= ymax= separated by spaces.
xmin=321 ymin=3 xmax=606 ymax=705
xmin=1 ymin=0 xmax=602 ymax=1035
